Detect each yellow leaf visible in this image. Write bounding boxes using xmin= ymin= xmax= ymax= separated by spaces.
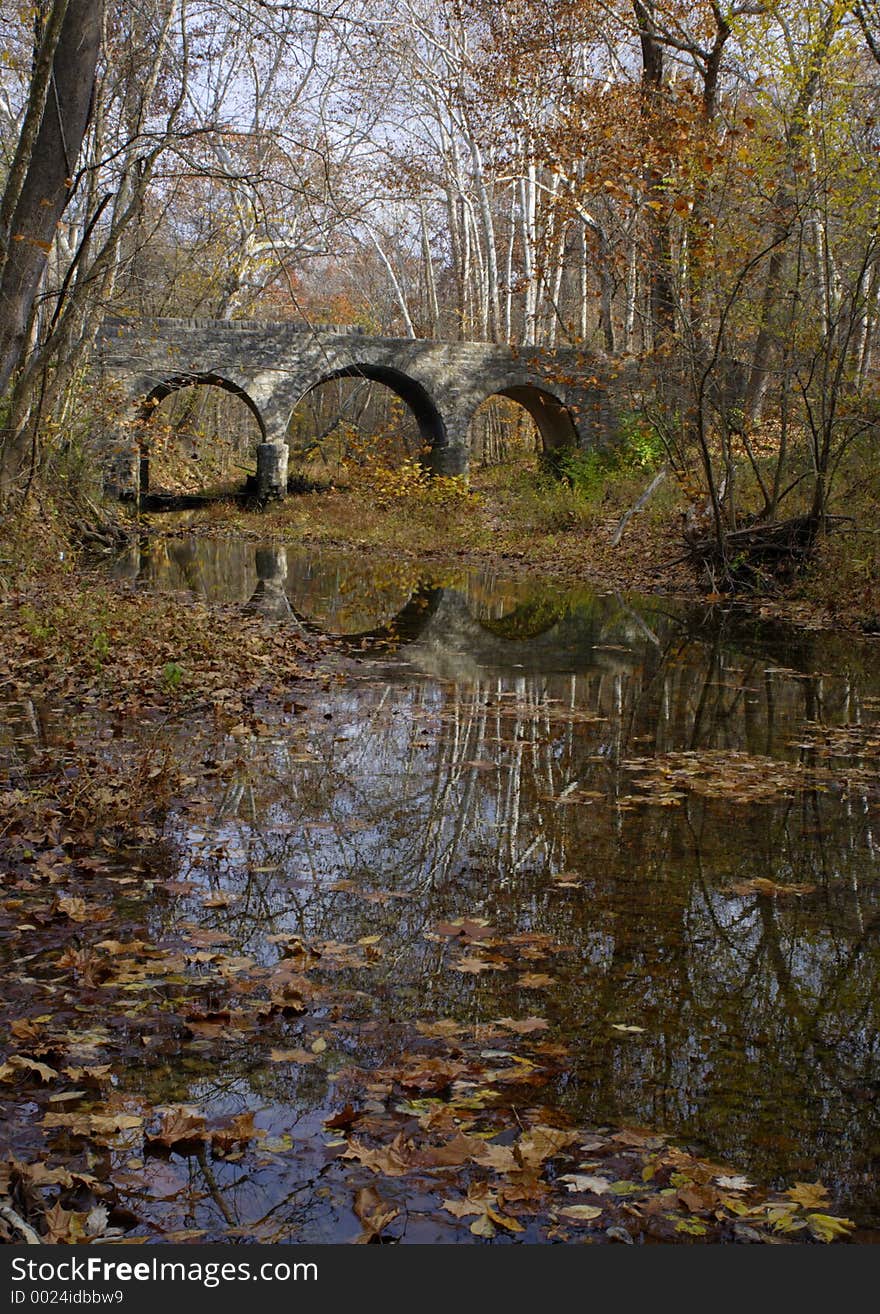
xmin=470 ymin=1213 xmax=496 ymax=1238
xmin=0 ymin=1055 xmax=58 ymax=1083
xmin=786 ymin=1181 xmax=830 ymax=1210
xmin=559 ymin=1205 xmax=602 ymax=1222
xmin=486 ymin=1207 xmax=525 ymax=1233
xmin=806 ymin=1213 xmax=855 ymax=1243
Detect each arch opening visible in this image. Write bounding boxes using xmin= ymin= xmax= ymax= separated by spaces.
xmin=493 ymin=385 xmax=580 ymax=456
xmin=466 ymin=386 xmax=580 ymax=495
xmin=137 ymin=374 xmax=266 ymax=497
xmin=287 ymin=365 xmax=447 ymax=486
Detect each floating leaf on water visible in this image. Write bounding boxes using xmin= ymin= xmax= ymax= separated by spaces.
xmin=786 ymin=1181 xmax=830 ymax=1210
xmin=560 ymin=1174 xmax=613 ymax=1195
xmin=558 ymin=1205 xmax=602 ymax=1222
xmin=805 ymin=1213 xmax=855 ymax=1243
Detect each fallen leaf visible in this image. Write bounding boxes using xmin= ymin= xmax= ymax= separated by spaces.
xmin=451 ymin=956 xmax=505 ymax=975
xmin=517 ymin=1126 xmax=578 ymax=1167
xmin=716 ymin=1175 xmax=755 ymax=1192
xmin=805 ymin=1213 xmax=855 ymax=1242
xmin=341 ymin=1134 xmax=412 ymax=1177
xmin=559 ymin=1205 xmax=603 ymax=1222
xmin=495 ymin=1016 xmax=549 ymax=1034
xmin=516 ymin=973 xmax=556 ymax=989
xmin=787 ymin=1181 xmax=831 ymax=1210
xmin=146 ymin=1106 xmax=208 ymax=1150
xmin=353 ymin=1186 xmax=399 ymax=1243
xmin=0 ymin=1055 xmax=58 ymax=1083
xmin=211 ymin=1113 xmax=264 ymax=1155
xmin=324 ymin=1105 xmax=359 ymax=1131
xmin=443 ymin=1197 xmax=481 ymax=1219
xmin=560 ymin=1174 xmax=613 ymax=1195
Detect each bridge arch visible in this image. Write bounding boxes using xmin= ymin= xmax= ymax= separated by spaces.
xmin=481 ymin=384 xmax=580 ymax=455
xmin=135 ymin=372 xmax=267 ymax=495
xmin=289 ymin=364 xmax=448 ymax=468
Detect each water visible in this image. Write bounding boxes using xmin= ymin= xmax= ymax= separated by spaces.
xmin=102 ymin=535 xmax=880 ymax=1237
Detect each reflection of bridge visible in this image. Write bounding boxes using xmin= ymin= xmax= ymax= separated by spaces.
xmin=242 ymin=546 xmax=629 ymax=679
xmin=96 ymin=317 xmax=620 ymax=499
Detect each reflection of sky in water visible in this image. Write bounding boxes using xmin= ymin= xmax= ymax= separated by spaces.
xmin=130 ymin=536 xmax=880 ymax=1229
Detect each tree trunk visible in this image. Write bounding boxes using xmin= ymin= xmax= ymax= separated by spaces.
xmin=0 ymin=0 xmax=102 ymax=400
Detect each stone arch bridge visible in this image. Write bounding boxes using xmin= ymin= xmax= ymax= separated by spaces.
xmin=95 ymin=317 xmax=619 ymax=499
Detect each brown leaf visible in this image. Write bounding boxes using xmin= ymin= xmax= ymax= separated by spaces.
xmin=341 ymin=1134 xmax=412 ymax=1177
xmin=517 ymin=1126 xmax=578 ymax=1167
xmin=495 ymin=1016 xmax=549 ymax=1034
xmin=43 ymin=1204 xmax=89 ymax=1244
xmin=0 ymin=1055 xmax=58 ymax=1083
xmin=353 ymin=1186 xmax=399 ymax=1243
xmin=394 ymin=1057 xmax=468 ymax=1094
xmin=324 ymin=1104 xmax=359 ymax=1131
xmin=211 ymin=1112 xmax=264 ymax=1155
xmin=450 ymin=955 xmax=505 ymax=975
xmin=269 ymin=1047 xmax=317 ymax=1065
xmin=731 ymin=878 xmax=816 ymax=898
xmin=476 ymin=1142 xmax=520 ymax=1173
xmin=146 ymin=1106 xmax=208 ymax=1150
xmin=442 ymin=1196 xmax=482 ymax=1219
xmin=786 ymin=1181 xmax=831 ymax=1210
xmin=433 ymin=918 xmax=494 ymax=941
xmin=42 ymin=1112 xmax=143 ymax=1139
xmin=469 ymin=1212 xmax=496 ymax=1238
xmin=558 ymin=1204 xmax=603 ymax=1223
xmin=516 ymin=973 xmax=556 ymax=989
xmin=416 ymin=1133 xmax=485 ymax=1168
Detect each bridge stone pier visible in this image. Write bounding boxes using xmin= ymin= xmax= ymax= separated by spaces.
xmin=95 ymin=317 xmax=619 ymax=500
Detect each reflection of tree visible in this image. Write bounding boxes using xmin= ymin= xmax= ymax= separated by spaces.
xmin=119 ymin=540 xmax=880 ymax=1220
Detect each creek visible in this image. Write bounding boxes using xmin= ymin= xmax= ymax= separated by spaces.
xmin=94 ymin=534 xmax=880 ymax=1238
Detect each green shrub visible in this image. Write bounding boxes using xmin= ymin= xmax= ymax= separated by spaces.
xmin=551 ymin=413 xmax=664 ymax=503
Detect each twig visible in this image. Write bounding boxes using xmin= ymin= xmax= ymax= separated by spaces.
xmin=610 ymin=468 xmax=667 ymax=547
xmin=0 ymin=1201 xmax=43 ymax=1244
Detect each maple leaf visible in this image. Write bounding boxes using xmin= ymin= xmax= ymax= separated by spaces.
xmin=417 ymin=1132 xmax=485 ymax=1168
xmin=146 ymin=1106 xmax=208 ymax=1150
xmin=450 ymin=955 xmax=505 ymax=975
xmin=43 ymin=1204 xmax=92 ymax=1244
xmin=394 ymin=1057 xmax=468 ymax=1093
xmin=805 ymin=1213 xmax=856 ymax=1243
xmin=353 ymin=1186 xmax=399 ymax=1243
xmin=0 ymin=1055 xmax=58 ymax=1083
xmin=520 ymin=1126 xmax=578 ymax=1162
xmin=516 ymin=973 xmax=556 ymax=988
xmin=786 ymin=1181 xmax=831 ymax=1210
xmin=475 ymin=1142 xmax=520 ymax=1173
xmin=560 ymin=1173 xmax=612 ymax=1195
xmin=58 ymin=896 xmax=106 ymax=923
xmin=324 ymin=1104 xmax=359 ymax=1131
xmin=211 ymin=1112 xmax=264 ymax=1154
xmin=495 ymin=1016 xmax=549 ymax=1034
xmin=341 ymin=1134 xmax=412 ymax=1177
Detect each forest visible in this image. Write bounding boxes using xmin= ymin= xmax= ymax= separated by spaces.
xmin=1 ymin=0 xmax=880 ymax=1254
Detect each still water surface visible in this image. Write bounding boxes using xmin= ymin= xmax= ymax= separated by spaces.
xmin=111 ymin=536 xmax=880 ymax=1237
